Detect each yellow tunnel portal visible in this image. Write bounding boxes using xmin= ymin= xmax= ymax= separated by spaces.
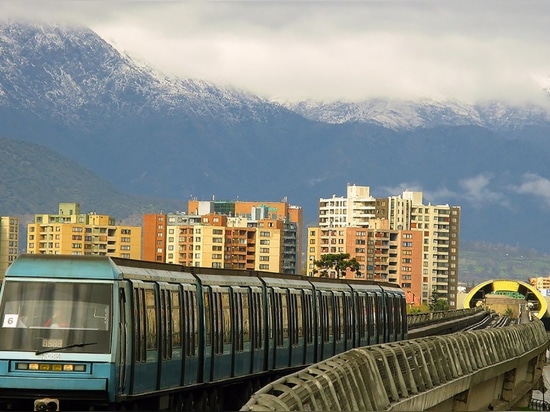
xmin=463 ymin=279 xmax=547 ymax=319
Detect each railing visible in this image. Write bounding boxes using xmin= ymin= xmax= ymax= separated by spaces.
xmin=407 ymin=307 xmax=483 ymax=328
xmin=241 ymin=320 xmax=549 ymax=411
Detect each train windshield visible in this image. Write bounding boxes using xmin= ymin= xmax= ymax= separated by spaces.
xmin=0 ymin=280 xmax=112 ymax=354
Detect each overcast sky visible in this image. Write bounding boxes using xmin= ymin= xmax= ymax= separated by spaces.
xmin=2 ymin=1 xmax=550 ymax=104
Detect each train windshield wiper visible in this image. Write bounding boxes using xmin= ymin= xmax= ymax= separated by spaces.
xmin=35 ymin=342 xmax=97 ymax=355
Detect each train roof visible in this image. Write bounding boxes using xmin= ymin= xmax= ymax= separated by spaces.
xmin=5 ymin=254 xmax=121 ymax=280
xmin=6 ymin=255 xmax=405 ymax=294
xmin=5 ymin=254 xmax=196 ymax=282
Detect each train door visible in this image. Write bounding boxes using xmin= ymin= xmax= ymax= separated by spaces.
xmin=343 ymin=292 xmax=353 ymax=351
xmin=129 ymin=280 xmax=159 ymax=394
xmin=158 ymin=283 xmax=182 ymax=389
xmin=317 ymin=290 xmax=335 ymax=361
xmin=271 ymin=287 xmax=291 ymax=370
xmin=384 ymin=292 xmax=395 ymax=342
xmin=250 ymin=287 xmax=265 ymax=373
xmin=334 ymin=292 xmax=345 ymax=355
xmin=303 ymin=290 xmax=315 ymax=365
xmin=369 ymin=292 xmax=380 ymax=345
xmin=289 ymin=290 xmax=305 ymax=367
xmin=182 ymin=286 xmax=200 ymax=385
xmin=378 ymin=291 xmax=388 ymax=343
xmin=233 ymin=287 xmax=249 ymax=377
xmin=117 ymin=284 xmax=131 ymax=396
xmin=355 ymin=292 xmax=368 ymax=347
xmin=204 ymin=286 xmax=232 ymax=382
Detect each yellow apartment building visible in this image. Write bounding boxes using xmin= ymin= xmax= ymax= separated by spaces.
xmin=145 ymin=207 xmax=300 ymax=274
xmin=0 ymin=216 xmax=19 ymax=277
xmin=27 ymin=202 xmax=141 ymax=258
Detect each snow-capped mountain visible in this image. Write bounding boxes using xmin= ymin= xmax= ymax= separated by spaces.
xmin=0 ymin=22 xmax=289 ymax=127
xmin=2 ymin=21 xmax=550 ymax=253
xmin=283 ymin=98 xmax=550 ymax=131
xmin=3 ymin=22 xmax=549 ymax=133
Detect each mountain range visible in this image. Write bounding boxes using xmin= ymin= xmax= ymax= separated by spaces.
xmin=2 ymin=21 xmax=550 ymax=259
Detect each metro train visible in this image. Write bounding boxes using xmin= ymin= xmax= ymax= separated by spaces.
xmin=0 ymin=254 xmax=407 ymax=411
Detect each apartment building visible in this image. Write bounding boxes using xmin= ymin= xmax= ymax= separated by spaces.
xmin=144 ymin=199 xmax=302 ymax=274
xmin=529 ymin=277 xmax=550 ymax=296
xmin=308 ymin=184 xmax=460 ymax=308
xmin=0 ymin=216 xmax=19 ymax=277
xmin=27 ymin=202 xmax=141 ymax=258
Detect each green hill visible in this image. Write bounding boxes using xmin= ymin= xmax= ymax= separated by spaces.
xmin=459 ymin=240 xmax=550 ymax=285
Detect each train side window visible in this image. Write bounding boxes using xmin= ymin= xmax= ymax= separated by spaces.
xmin=211 ymin=291 xmax=222 ymax=354
xmin=321 ymin=294 xmax=329 ymax=343
xmin=303 ymin=293 xmax=313 ymax=344
xmin=241 ymin=291 xmax=250 ymax=345
xmin=221 ymin=290 xmax=231 ymax=347
xmin=295 ymin=293 xmax=303 ymax=343
xmin=288 ymin=293 xmax=296 ymax=345
xmin=281 ymin=293 xmax=288 ymax=342
xmin=335 ymin=294 xmax=343 ymax=342
xmin=191 ymin=291 xmax=198 ymax=356
xmin=171 ymin=290 xmax=181 ymax=349
xmin=357 ymin=295 xmax=366 ymax=339
xmin=133 ymin=287 xmax=147 ymax=362
xmin=272 ymin=291 xmax=283 ymax=347
xmin=203 ymin=291 xmax=211 ymax=349
xmin=160 ymin=289 xmax=171 ymax=360
xmin=326 ymin=294 xmax=334 ymax=342
xmin=369 ymin=295 xmax=377 ymax=338
xmin=185 ymin=290 xmax=198 ymax=357
xmin=345 ymin=294 xmax=353 ymax=340
xmin=145 ymin=289 xmax=157 ymax=350
xmin=233 ymin=291 xmax=243 ymax=351
xmin=214 ymin=292 xmax=224 ymax=354
xmin=252 ymin=291 xmax=263 ymax=349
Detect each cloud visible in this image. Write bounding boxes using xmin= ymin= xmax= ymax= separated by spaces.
xmin=511 ymin=173 xmax=550 ymax=206
xmin=1 ymin=1 xmax=550 ymax=104
xmin=458 ymin=174 xmax=507 ymax=208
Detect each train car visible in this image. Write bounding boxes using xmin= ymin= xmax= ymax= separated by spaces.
xmin=0 ymin=254 xmax=406 ymax=411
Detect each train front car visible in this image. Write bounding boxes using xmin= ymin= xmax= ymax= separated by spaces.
xmin=0 ymin=254 xmax=118 ymax=411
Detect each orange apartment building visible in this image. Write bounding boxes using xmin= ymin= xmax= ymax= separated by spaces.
xmin=143 ymin=199 xmax=303 ymax=274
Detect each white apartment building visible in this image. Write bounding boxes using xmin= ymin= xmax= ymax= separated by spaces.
xmin=312 ymin=184 xmax=460 ymax=308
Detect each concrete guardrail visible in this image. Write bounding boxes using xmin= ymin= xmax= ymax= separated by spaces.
xmin=241 ymin=319 xmax=550 ymax=411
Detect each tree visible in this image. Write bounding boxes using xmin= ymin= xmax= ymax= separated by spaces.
xmin=429 ymin=288 xmax=449 ymax=311
xmin=313 ymin=253 xmax=361 ymax=278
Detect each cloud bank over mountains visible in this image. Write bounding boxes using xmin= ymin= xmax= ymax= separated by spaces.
xmin=1 ymin=1 xmax=550 ymax=105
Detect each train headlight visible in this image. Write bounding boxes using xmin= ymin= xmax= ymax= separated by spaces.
xmin=15 ymin=362 xmax=87 ymax=372
xmin=34 ymin=398 xmax=59 ymax=411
